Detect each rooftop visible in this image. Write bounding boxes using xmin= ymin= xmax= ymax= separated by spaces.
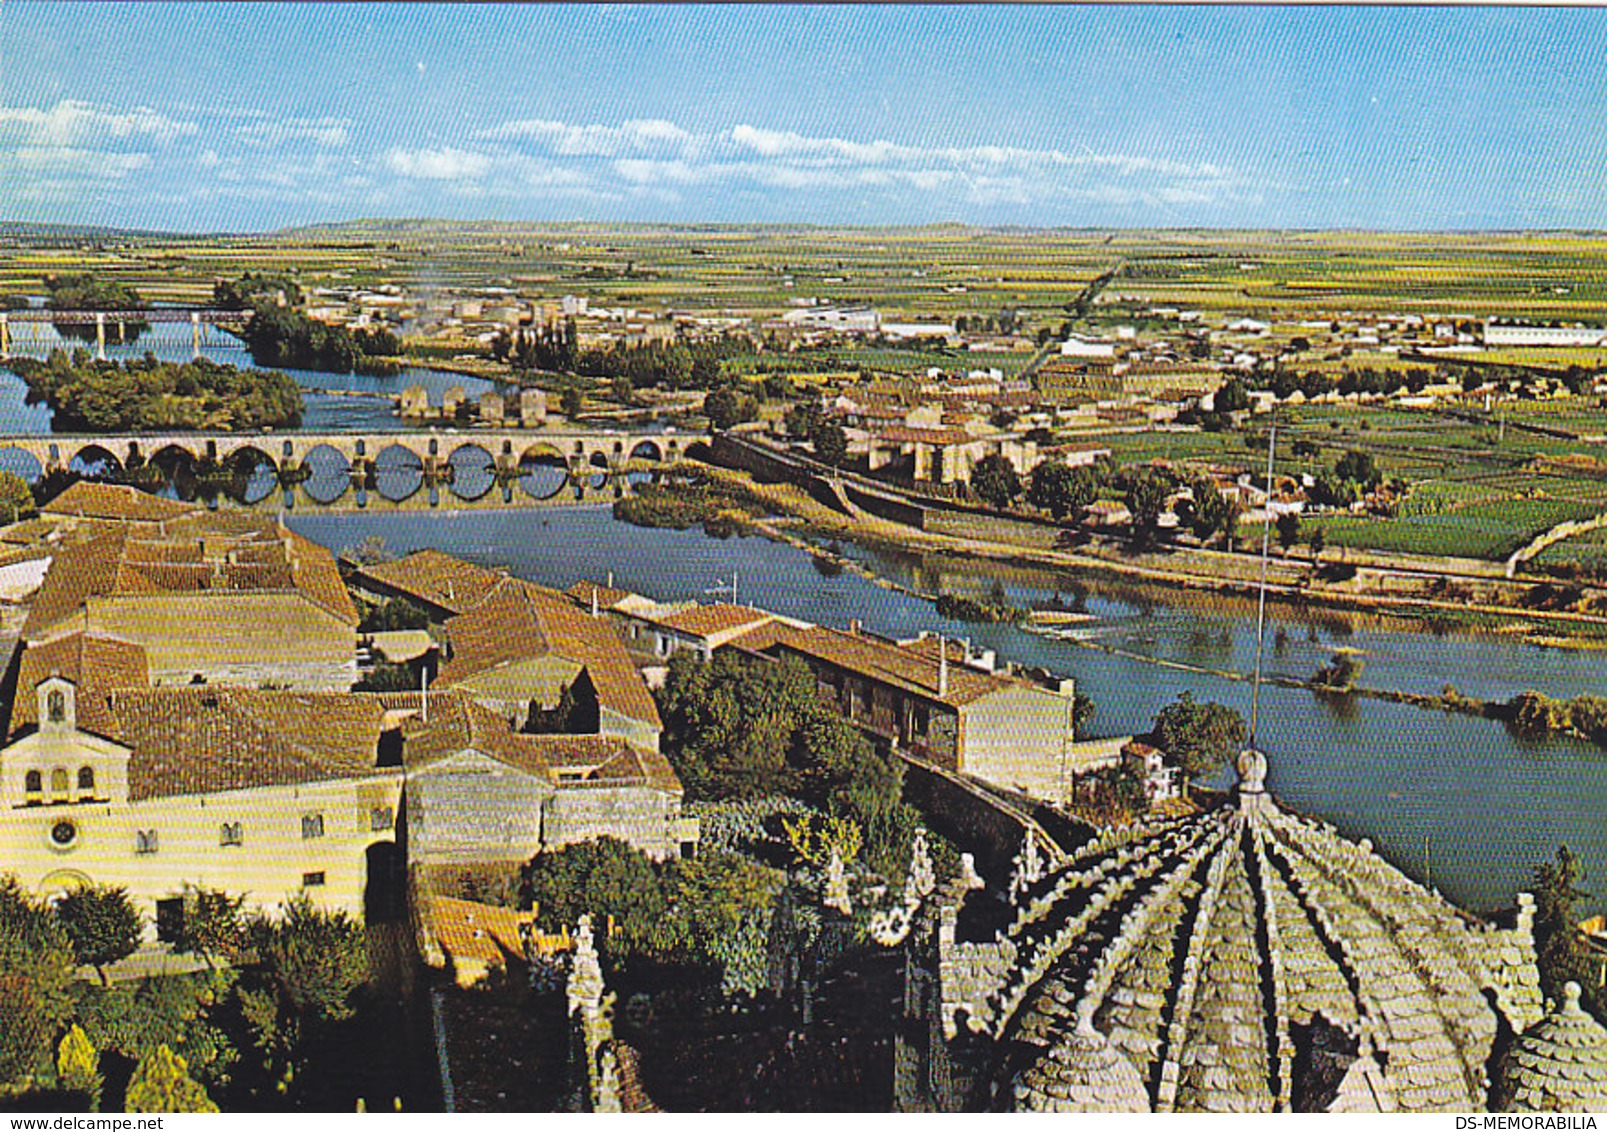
xmin=11 ymin=632 xmax=150 ymax=737
xmin=22 ymin=516 xmax=357 ymax=639
xmin=354 ymin=548 xmax=506 ymax=615
xmin=41 ymin=481 xmax=198 ymax=525
xmin=729 ymin=621 xmax=1012 ymax=708
xmin=654 ymin=601 xmax=774 ymax=640
xmin=103 ymin=687 xmax=389 ymax=801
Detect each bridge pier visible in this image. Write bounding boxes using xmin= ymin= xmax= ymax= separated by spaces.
xmin=1 ymin=314 xmax=8 ymax=358
xmin=192 ymin=312 xmax=201 ymax=361
xmin=95 ymin=313 xmax=106 ymax=361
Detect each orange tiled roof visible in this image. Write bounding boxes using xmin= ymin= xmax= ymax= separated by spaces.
xmin=400 ymin=692 xmax=557 ymax=783
xmin=433 ymin=576 xmax=661 ymax=730
xmin=729 ymin=622 xmax=1008 ymax=707
xmin=100 ymin=688 xmax=388 ymax=802
xmin=564 ymin=579 xmax=633 ymax=610
xmin=655 ymin=602 xmax=772 ymax=640
xmin=419 ymin=894 xmax=528 ymax=970
xmin=523 ymin=583 xmax=661 ymax=730
xmin=355 ymin=549 xmax=505 ymax=615
xmin=534 ymin=733 xmax=681 ymax=795
xmin=874 ymin=426 xmax=974 ymax=446
xmin=22 ymin=516 xmax=357 ymax=639
xmin=11 ymin=632 xmax=150 ymax=737
xmin=435 ymin=577 xmax=553 ymax=686
xmin=41 ymin=481 xmax=198 ymax=524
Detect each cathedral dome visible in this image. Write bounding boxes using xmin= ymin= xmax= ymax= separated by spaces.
xmin=1498 ymin=982 xmax=1607 ymax=1113
xmin=979 ymin=756 xmax=1545 ymax=1113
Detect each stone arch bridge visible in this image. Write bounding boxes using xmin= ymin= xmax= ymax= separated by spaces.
xmin=0 ymin=428 xmax=704 ymax=480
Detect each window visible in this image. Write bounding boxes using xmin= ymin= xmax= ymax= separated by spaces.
xmin=369 ymin=805 xmax=394 ymax=832
xmin=77 ymin=766 xmax=95 ymax=795
xmin=50 ymin=768 xmax=69 ymax=799
xmin=46 ymin=689 xmax=65 ymax=724
xmin=220 ymin=822 xmax=243 ymax=847
xmin=155 ymin=898 xmax=184 ymax=944
xmin=50 ymin=819 xmax=78 ymax=849
xmin=302 ymin=871 xmax=325 ymax=888
xmin=24 ymin=769 xmax=42 ymax=802
xmin=135 ymin=829 xmax=159 ymax=854
xmin=301 ymin=813 xmax=325 ymax=840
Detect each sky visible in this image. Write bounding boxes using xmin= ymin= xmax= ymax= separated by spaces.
xmin=1 ymin=4 xmax=1605 ymax=233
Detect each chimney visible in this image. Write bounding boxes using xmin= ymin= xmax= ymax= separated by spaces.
xmin=938 ymin=634 xmax=949 ymax=697
xmin=591 ymin=585 xmax=599 ymax=618
xmin=420 ymin=661 xmax=429 ymax=723
xmin=607 ymin=570 xmax=615 ymax=588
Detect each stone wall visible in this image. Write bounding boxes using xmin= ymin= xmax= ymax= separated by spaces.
xmin=543 ymin=783 xmax=683 ymax=861
xmin=407 ymin=751 xmax=550 ymax=864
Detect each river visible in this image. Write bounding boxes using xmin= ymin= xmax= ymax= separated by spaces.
xmin=0 ymin=322 xmax=498 ymax=433
xmin=282 ymin=505 xmax=1607 ymax=918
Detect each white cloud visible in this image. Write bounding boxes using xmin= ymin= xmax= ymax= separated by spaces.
xmin=0 ymin=100 xmax=196 ymax=146
xmin=10 ymin=146 xmax=151 ymax=178
xmin=479 ymin=117 xmax=695 ymax=157
xmin=477 ymin=114 xmax=1246 ymax=208
xmin=383 ymin=146 xmax=491 ymax=181
xmin=234 ymin=117 xmax=349 ymax=149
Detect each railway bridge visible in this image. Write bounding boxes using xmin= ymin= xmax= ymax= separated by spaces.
xmin=0 ymin=308 xmax=248 ymax=360
xmin=0 ymin=428 xmax=703 ymax=482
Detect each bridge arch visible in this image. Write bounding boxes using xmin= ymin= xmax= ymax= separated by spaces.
xmin=517 ymin=444 xmax=569 ymax=500
xmin=0 ymin=446 xmax=43 ymax=483
xmin=68 ymin=444 xmax=123 ymax=480
xmin=447 ymin=442 xmax=495 ymax=501
xmin=298 ymin=443 xmax=352 ymax=504
xmin=371 ymin=443 xmax=423 ymax=503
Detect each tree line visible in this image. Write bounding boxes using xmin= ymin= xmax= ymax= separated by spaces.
xmin=10 ymin=349 xmax=303 ymax=432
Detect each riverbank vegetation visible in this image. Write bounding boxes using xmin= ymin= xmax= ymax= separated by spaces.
xmin=44 ymin=274 xmax=149 ymax=342
xmin=612 ymin=471 xmax=773 ymax=536
xmin=9 ymin=350 xmax=303 ymax=431
xmin=215 ymin=274 xmax=402 ymax=377
xmin=934 ymin=591 xmax=1025 ymax=625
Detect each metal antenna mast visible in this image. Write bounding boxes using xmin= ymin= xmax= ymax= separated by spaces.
xmin=1249 ymin=418 xmax=1277 ymax=750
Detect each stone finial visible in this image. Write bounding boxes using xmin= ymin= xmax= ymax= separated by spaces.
xmin=1237 ymin=748 xmax=1269 ymax=794
xmin=959 ymin=852 xmax=985 ymax=891
xmin=568 ymin=914 xmax=605 ymax=1017
xmin=824 ymin=849 xmax=852 ymax=915
xmin=905 ymin=827 xmax=936 ymax=907
xmin=1562 ymin=981 xmax=1586 ymax=1016
xmin=1010 ymin=835 xmax=1044 ymax=901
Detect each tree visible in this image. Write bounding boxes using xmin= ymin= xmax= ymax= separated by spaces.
xmin=970 ymin=453 xmax=1022 ymax=510
xmin=560 ymin=384 xmax=585 ymax=419
xmin=1028 ymin=462 xmax=1097 ymax=521
xmin=172 ymin=886 xmax=246 ymax=971
xmin=1073 ymin=691 xmax=1096 ymax=739
xmin=521 ymin=836 xmax=667 ymax=952
xmin=1276 ymin=511 xmax=1301 ymax=552
xmin=0 ymin=471 xmax=33 ymax=525
xmin=55 ymin=884 xmax=141 ymax=985
xmin=56 ymin=1025 xmax=102 ymax=1110
xmin=657 ymin=650 xmax=819 ymax=798
xmin=703 ymin=385 xmax=757 ymax=431
xmin=1125 ymin=468 xmax=1172 ymax=534
xmin=1149 ymin=691 xmax=1247 ymax=783
xmin=0 ymin=876 xmax=78 ymax=1089
xmin=239 ymin=895 xmax=367 ymax=1065
xmin=1531 ymin=846 xmax=1602 ymax=1019
xmin=1308 ymin=526 xmax=1327 ymax=562
xmin=809 ymin=418 xmax=848 ymax=468
xmin=1314 ymin=650 xmax=1365 ymax=692
xmin=1214 ymin=377 xmax=1250 ymax=413
xmin=1187 ymin=479 xmax=1240 ymax=547
xmin=1333 ymin=449 xmax=1381 ymax=490
xmin=124 ymin=1044 xmax=219 ymax=1113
